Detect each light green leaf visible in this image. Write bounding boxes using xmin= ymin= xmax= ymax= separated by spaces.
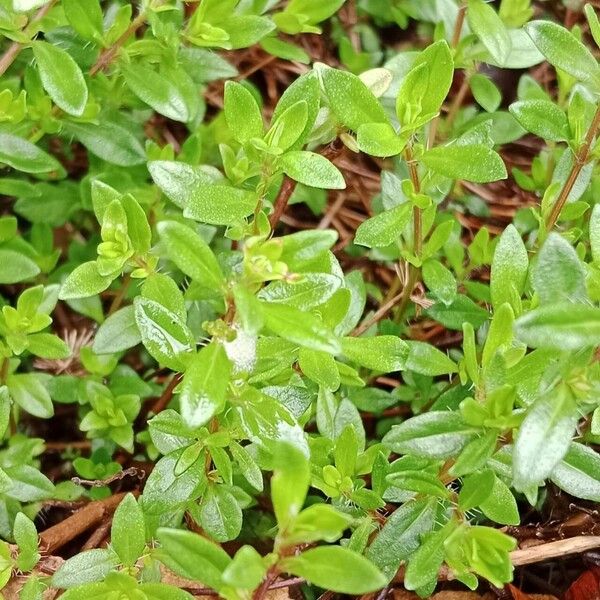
xmin=179 ymin=343 xmax=231 ymax=428
xmin=404 ymin=340 xmax=457 ymax=376
xmin=258 ymin=273 xmax=341 ymax=310
xmin=224 ymin=81 xmax=263 ymax=143
xmin=383 ymin=411 xmax=476 ymax=459
xmin=111 ymin=493 xmax=145 ymax=567
xmin=551 ymin=442 xmax=600 ymax=502
xmin=183 ymin=184 xmax=257 ymax=225
xmin=320 ymin=66 xmax=388 ymax=130
xmin=490 ymin=224 xmax=528 ymax=310
xmin=280 ymin=151 xmax=345 ymax=189
xmin=93 ymin=306 xmax=141 ymax=354
xmin=421 ymin=144 xmax=507 ymax=183
xmin=468 ymin=0 xmax=512 ymax=65
xmin=513 ymin=384 xmax=578 ymax=491
xmin=157 ymin=527 xmax=231 ymax=590
xmin=0 ymin=133 xmax=62 ymax=174
xmin=281 ymin=546 xmax=386 ymax=594
xmin=515 ymin=303 xmax=600 ymax=349
xmin=355 ymin=203 xmax=412 ymax=248
xmin=509 ymin=100 xmax=569 ymax=141
xmin=341 ymin=335 xmax=408 ymax=372
xmin=133 ymin=297 xmax=195 ymax=371
xmin=157 ymin=220 xmax=225 ymax=291
xmin=260 ymin=301 xmax=341 ymax=354
xmin=33 ymin=41 xmax=88 ymax=116
xmin=0 ymin=249 xmax=40 ymax=284
xmin=59 ymin=261 xmax=113 ymax=300
xmin=525 ymin=20 xmax=600 ymax=89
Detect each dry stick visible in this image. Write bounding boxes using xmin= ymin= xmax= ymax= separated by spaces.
xmin=545 ymin=103 xmax=600 ymax=232
xmin=39 ymin=492 xmax=128 ymax=553
xmin=451 ymin=4 xmax=467 ymax=49
xmin=0 ymin=0 xmax=57 ymax=77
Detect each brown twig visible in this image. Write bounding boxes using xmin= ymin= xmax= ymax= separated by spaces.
xmin=451 ymin=4 xmax=467 ymax=49
xmin=268 ymin=139 xmax=344 ymax=229
xmin=545 ymin=104 xmax=600 ymax=232
xmin=89 ymin=10 xmax=148 ymax=76
xmin=0 ymin=0 xmax=57 ymax=77
xmin=39 ymin=492 xmax=129 ymax=553
xmin=351 ymin=291 xmax=404 ymax=337
xmin=72 ymin=466 xmax=143 ymax=488
xmin=149 ymin=373 xmax=182 ymax=415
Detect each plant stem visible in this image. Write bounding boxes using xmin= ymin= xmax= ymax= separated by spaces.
xmin=451 ymin=4 xmax=467 ymax=49
xmin=445 ymin=71 xmax=471 ymax=130
xmin=393 ymin=144 xmax=423 ymax=324
xmin=0 ymin=0 xmax=57 ymax=77
xmin=544 ymin=104 xmax=600 ymax=232
xmin=89 ymin=9 xmax=148 ymax=75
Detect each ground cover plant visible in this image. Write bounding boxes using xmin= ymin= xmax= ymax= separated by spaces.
xmin=1 ymin=0 xmax=600 ymax=598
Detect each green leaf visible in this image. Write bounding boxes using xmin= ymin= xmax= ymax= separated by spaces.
xmin=4 ymin=464 xmax=54 ymax=502
xmin=468 ymin=0 xmax=512 ymax=65
xmin=458 ymin=469 xmax=495 ymax=511
xmin=480 ymin=474 xmax=520 ymax=525
xmin=470 ymin=74 xmax=502 ymax=112
xmin=299 ymin=347 xmax=340 ymax=390
xmin=259 ymin=273 xmax=341 ymax=310
xmin=7 ymin=373 xmax=53 ymax=418
xmin=33 ymin=41 xmax=88 ymax=116
xmin=59 ymin=261 xmax=114 ymax=300
xmin=320 ymin=66 xmax=388 ymax=131
xmin=404 ymin=340 xmax=457 ymax=376
xmin=183 ymin=184 xmax=257 ymax=225
xmin=260 ymin=301 xmax=341 ymax=354
xmin=281 ymin=546 xmax=386 ymax=594
xmin=341 ymin=335 xmax=408 ymax=372
xmin=509 ymin=100 xmax=569 ymax=141
xmin=63 ymin=0 xmax=104 ymax=41
xmin=26 ymin=333 xmax=70 ymax=359
xmin=157 ymin=528 xmax=231 ymax=590
xmin=52 ymin=549 xmax=119 ymax=588
xmin=421 ymin=144 xmax=507 ymax=183
xmin=198 ymin=484 xmax=242 ymax=542
xmin=0 ymin=249 xmax=40 ymax=284
xmin=383 ymin=412 xmax=476 ymax=459
xmin=93 ymin=306 xmax=141 ymax=354
xmin=551 ymin=442 xmax=600 ymax=502
xmin=451 ymin=431 xmax=497 ymax=477
xmin=224 ymin=81 xmax=263 ymax=144
xmin=490 ymin=224 xmax=528 ymax=310
xmin=179 ymin=343 xmax=231 ymax=428
xmin=157 ymin=220 xmax=225 ymax=291
xmin=422 ymin=260 xmax=456 ymax=306
xmin=111 ymin=493 xmax=145 ymax=567
xmin=0 ymin=133 xmax=62 ymax=174
xmin=532 ymin=233 xmax=586 ymax=305
xmin=525 ymin=20 xmax=600 ymax=89
xmin=133 ymin=297 xmax=195 ymax=371
xmin=515 ymin=303 xmax=600 ymax=349
xmin=396 ymin=40 xmax=454 ymax=125
xmin=356 ymin=122 xmax=405 ymax=157
xmin=513 ymin=384 xmax=578 ymax=491
xmin=403 ymin=525 xmax=450 ymax=591
xmin=123 ymin=65 xmax=199 ymax=123
xmin=222 ymin=545 xmax=267 ymax=591
xmin=280 ymin=151 xmax=345 ymax=189
xmin=229 ymin=441 xmax=263 ymax=491
xmin=13 ymin=512 xmax=39 ymax=572
xmin=366 ymin=498 xmax=436 ymax=581
xmin=354 ymin=203 xmax=412 ymax=248
xmin=63 ymin=121 xmax=146 ymax=166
